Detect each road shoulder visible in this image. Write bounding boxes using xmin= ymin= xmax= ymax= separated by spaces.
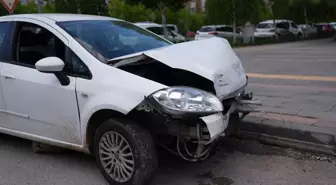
xmin=239 ymin=112 xmax=336 ymax=157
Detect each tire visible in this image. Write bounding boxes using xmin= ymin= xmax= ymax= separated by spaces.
xmin=93 ymin=118 xmax=158 ymax=185
xmin=297 ymin=33 xmax=302 ymax=40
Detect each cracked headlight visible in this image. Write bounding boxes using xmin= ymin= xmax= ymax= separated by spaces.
xmin=150 ymin=87 xmax=223 ymax=116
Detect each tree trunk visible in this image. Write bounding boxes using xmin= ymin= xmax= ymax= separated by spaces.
xmin=268 ymin=1 xmax=277 ymax=40
xmin=232 ymin=0 xmax=236 ymax=45
xmin=37 ymin=0 xmax=42 ymax=13
xmin=159 ymin=2 xmax=168 ymax=39
xmin=303 ymin=5 xmax=308 ymax=25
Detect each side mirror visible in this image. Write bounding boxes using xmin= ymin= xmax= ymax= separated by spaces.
xmin=35 ymin=57 xmax=70 ymax=86
xmin=35 ymin=57 xmax=65 ymax=73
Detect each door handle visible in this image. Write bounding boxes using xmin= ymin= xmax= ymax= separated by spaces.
xmin=4 ymin=74 xmax=15 ymax=80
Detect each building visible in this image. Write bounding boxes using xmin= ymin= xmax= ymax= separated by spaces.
xmin=187 ymin=0 xmax=206 ymax=14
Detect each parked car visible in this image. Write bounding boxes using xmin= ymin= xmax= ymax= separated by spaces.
xmin=165 ymin=24 xmax=179 ymax=34
xmin=195 ymin=25 xmax=242 ymax=41
xmin=298 ymin=24 xmax=318 ymax=37
xmin=0 ymin=14 xmax=260 ymax=185
xmin=255 ymin=20 xmax=303 ymax=40
xmin=186 ymin=31 xmax=196 ymax=38
xmin=313 ymin=23 xmax=335 ymax=38
xmin=330 ymin=22 xmax=336 ymax=29
xmin=135 ymin=22 xmax=186 ymax=43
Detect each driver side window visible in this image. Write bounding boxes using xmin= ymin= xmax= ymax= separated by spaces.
xmin=12 ymin=22 xmax=90 ymax=78
xmin=13 ymin=22 xmax=67 ymax=68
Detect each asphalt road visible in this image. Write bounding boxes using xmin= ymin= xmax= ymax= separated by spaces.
xmin=0 ymin=134 xmax=335 ymax=185
xmin=235 ymin=39 xmax=336 ymax=77
xmin=235 ymin=39 xmax=336 ymax=124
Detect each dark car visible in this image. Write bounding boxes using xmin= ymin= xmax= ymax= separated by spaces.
xmin=313 ymin=23 xmax=335 ymax=38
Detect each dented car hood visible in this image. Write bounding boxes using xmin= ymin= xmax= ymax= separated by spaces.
xmin=113 ymin=37 xmax=247 ymax=98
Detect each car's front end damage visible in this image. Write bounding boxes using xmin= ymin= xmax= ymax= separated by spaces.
xmin=110 ymin=37 xmax=261 ymax=161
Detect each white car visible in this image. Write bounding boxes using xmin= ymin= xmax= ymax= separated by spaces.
xmin=255 ymin=20 xmax=303 ymax=39
xmin=330 ymin=22 xmax=336 ymax=29
xmin=195 ymin=25 xmax=242 ymax=40
xmin=165 ymin=24 xmax=179 ymax=34
xmin=135 ymin=22 xmax=186 ymax=43
xmin=0 ymin=14 xmax=259 ymax=185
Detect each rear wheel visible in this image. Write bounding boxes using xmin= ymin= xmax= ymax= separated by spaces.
xmin=94 ymin=118 xmax=158 ymax=185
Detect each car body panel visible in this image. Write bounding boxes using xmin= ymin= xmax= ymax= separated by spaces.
xmin=0 ymin=63 xmax=82 ymax=144
xmin=195 ymin=25 xmax=242 ymax=40
xmin=113 ymin=37 xmax=247 ymax=99
xmin=255 ymin=20 xmax=302 ymax=38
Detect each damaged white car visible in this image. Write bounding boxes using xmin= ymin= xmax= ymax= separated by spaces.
xmin=0 ymin=14 xmax=260 ymax=185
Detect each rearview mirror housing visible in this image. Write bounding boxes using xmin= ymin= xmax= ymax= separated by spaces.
xmin=35 ymin=57 xmax=65 ymax=73
xmin=35 ymin=57 xmax=70 ymax=86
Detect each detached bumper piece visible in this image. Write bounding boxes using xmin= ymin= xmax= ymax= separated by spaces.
xmin=235 ymin=91 xmax=262 ymax=119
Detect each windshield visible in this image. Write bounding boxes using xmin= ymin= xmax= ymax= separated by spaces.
xmin=58 ymin=20 xmax=171 ymax=62
xmin=257 ymin=23 xmax=274 ymax=29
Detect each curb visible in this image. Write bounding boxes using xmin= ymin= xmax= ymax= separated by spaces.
xmin=238 ymin=116 xmax=336 ymax=156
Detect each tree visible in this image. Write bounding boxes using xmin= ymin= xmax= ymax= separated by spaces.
xmin=205 ymin=0 xmax=266 ymax=45
xmin=107 ymin=0 xmax=153 ymax=22
xmin=54 ymin=0 xmax=107 ymax=15
xmin=125 ymin=0 xmax=189 ymax=38
xmin=55 ymin=0 xmax=79 ymax=13
xmin=77 ymin=0 xmax=107 ymax=15
xmin=289 ymin=0 xmax=320 ymax=26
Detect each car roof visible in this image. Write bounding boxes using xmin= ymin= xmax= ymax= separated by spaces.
xmin=134 ymin=22 xmax=162 ymax=28
xmin=259 ymin=20 xmax=292 ymax=24
xmin=201 ymin=25 xmax=230 ymax=28
xmin=0 ymin=13 xmax=120 ymax=22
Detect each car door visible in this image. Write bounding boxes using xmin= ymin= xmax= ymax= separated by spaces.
xmin=222 ymin=26 xmax=235 ymax=39
xmin=0 ymin=19 xmax=82 ymax=145
xmin=290 ymin=22 xmax=299 ymax=34
xmin=215 ymin=27 xmax=225 ymax=38
xmin=0 ymin=21 xmax=13 ymax=130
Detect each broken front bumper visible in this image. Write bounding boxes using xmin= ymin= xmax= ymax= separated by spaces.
xmin=200 ymin=85 xmax=262 ymax=144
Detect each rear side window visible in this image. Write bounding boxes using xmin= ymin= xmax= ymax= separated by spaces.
xmin=199 ymin=26 xmax=214 ymax=32
xmin=166 ymin=26 xmax=175 ymax=31
xmin=0 ymin=22 xmax=11 ymax=61
xmin=215 ymin=27 xmax=223 ymax=32
xmin=276 ymin=22 xmax=289 ymax=29
xmin=147 ymin=27 xmax=164 ymax=35
xmin=291 ymin=23 xmax=298 ymax=28
xmin=222 ymin=26 xmax=234 ymax=32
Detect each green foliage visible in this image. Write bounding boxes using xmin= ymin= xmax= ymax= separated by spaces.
xmin=54 ymin=0 xmax=107 ymax=15
xmin=205 ymin=0 xmax=267 ymax=25
xmin=55 ymin=0 xmax=79 ymax=13
xmin=78 ymin=0 xmax=107 ymax=15
xmin=272 ymin=0 xmax=336 ymax=23
xmin=0 ymin=1 xmax=56 ymax=14
xmin=107 ymin=0 xmax=203 ymax=34
xmin=125 ymin=0 xmax=187 ymax=10
xmin=107 ymin=0 xmax=154 ymax=22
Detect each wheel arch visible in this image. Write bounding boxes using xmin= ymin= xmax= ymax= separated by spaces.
xmin=84 ymin=109 xmax=126 ymax=154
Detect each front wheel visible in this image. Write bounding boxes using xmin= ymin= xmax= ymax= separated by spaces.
xmin=94 ymin=118 xmax=158 ymax=185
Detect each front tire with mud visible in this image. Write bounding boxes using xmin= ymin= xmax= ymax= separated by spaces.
xmin=94 ymin=118 xmax=158 ymax=185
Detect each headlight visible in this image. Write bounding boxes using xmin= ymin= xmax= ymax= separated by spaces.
xmin=150 ymin=87 xmax=223 ymax=115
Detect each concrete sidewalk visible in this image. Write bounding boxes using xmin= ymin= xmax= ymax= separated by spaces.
xmin=239 ymin=81 xmax=336 ymax=156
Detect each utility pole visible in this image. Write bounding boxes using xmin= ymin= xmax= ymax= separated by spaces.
xmin=37 ymin=0 xmax=42 ymax=13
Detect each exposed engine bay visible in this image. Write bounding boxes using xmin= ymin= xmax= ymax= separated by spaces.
xmin=115 ymin=56 xmax=261 ymax=162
